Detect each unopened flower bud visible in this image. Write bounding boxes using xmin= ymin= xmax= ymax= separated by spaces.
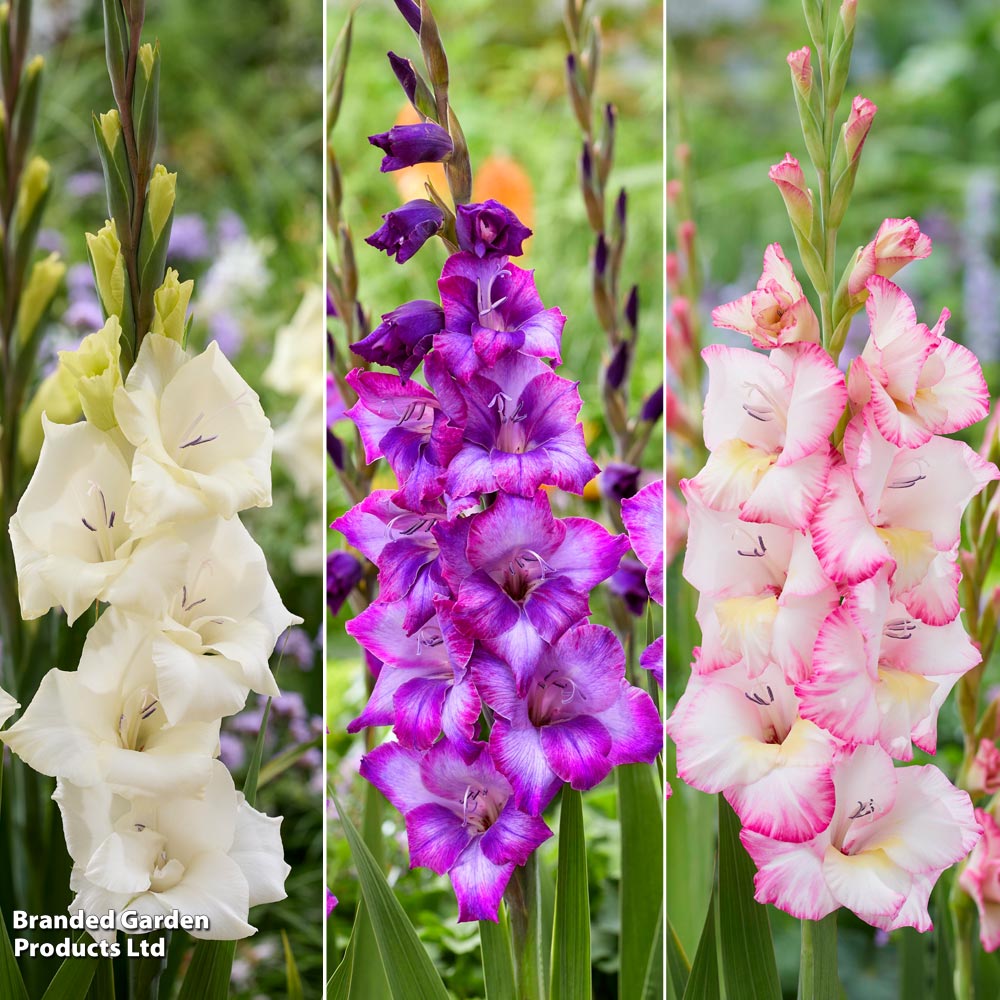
xmin=147 ymin=164 xmax=177 ymax=244
xmin=847 ymin=217 xmax=932 ymax=297
xmin=666 ymin=179 xmax=682 ymax=204
xmin=393 ymin=0 xmax=421 ymax=32
xmin=138 ymin=41 xmax=155 ymax=81
xmin=151 ymin=268 xmax=194 ymax=343
xmin=99 ymin=109 xmax=121 ymax=152
xmin=625 ymin=285 xmax=639 ymax=331
xmin=17 ymin=253 xmax=64 ymax=343
xmin=368 ymin=122 xmax=453 ymax=173
xmin=769 ymin=153 xmax=813 ymax=235
xmin=640 ymin=384 xmax=664 ymax=424
xmin=840 ymin=0 xmax=857 ymax=35
xmin=967 ymin=738 xmax=1000 ymax=797
xmin=57 ymin=317 xmax=123 ymax=430
xmin=85 ymin=219 xmax=126 ymax=319
xmin=787 ymin=47 xmax=812 ymax=98
xmin=15 ymin=155 xmax=50 ymax=225
xmin=605 ymin=340 xmax=631 ymax=390
xmin=844 ymin=95 xmax=877 ymax=165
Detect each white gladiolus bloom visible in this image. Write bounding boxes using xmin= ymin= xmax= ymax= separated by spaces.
xmin=114 ymin=335 xmax=273 ymax=534
xmin=263 ymin=286 xmax=324 ymax=398
xmin=80 ymin=517 xmax=299 ymax=724
xmin=0 ymin=686 xmax=19 ymax=727
xmin=2 ymin=612 xmax=219 ymax=797
xmin=8 ymin=417 xmax=183 ymax=624
xmin=272 ymin=385 xmax=324 ymax=500
xmin=55 ymin=760 xmax=289 ymax=942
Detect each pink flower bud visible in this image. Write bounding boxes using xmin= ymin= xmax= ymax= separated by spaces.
xmin=665 ymin=386 xmax=695 ymax=441
xmin=840 ymin=0 xmax=857 ymax=34
xmin=667 ymin=179 xmax=682 ymax=204
xmin=769 ymin=153 xmax=813 ymax=234
xmin=670 ymin=298 xmax=693 ymax=348
xmin=844 ymin=95 xmax=877 ymax=164
xmin=786 ymin=47 xmax=812 ymax=97
xmin=967 ymin=739 xmax=1000 ymax=797
xmin=959 ymin=809 xmax=1000 ymax=951
xmin=666 ymin=252 xmax=681 ymax=292
xmin=678 ymin=220 xmax=695 ymax=263
xmin=847 ymin=217 xmax=932 ymax=296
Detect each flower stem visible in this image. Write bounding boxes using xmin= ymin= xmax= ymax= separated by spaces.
xmin=951 ymin=876 xmax=976 ymax=1000
xmin=506 ymin=855 xmax=545 ymax=1000
xmin=797 ymin=913 xmax=838 ymax=1000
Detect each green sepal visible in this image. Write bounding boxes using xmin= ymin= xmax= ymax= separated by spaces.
xmin=418 ymin=0 xmax=449 ymax=104
xmin=136 ymin=201 xmax=174 ymax=339
xmin=101 ymin=0 xmax=128 ymax=97
xmin=132 ymin=41 xmax=160 ymax=181
xmin=86 ymin=249 xmax=135 ymax=363
xmin=92 ymin=113 xmax=133 ymax=242
xmin=11 ymin=54 xmax=41 ymax=169
xmin=328 ymin=12 xmax=354 ymax=132
xmin=12 ymin=0 xmax=29 ymax=65
xmin=0 ymin=6 xmax=11 ymax=99
xmin=444 ymin=105 xmax=472 ymax=206
xmin=12 ymin=186 xmax=48 ymax=292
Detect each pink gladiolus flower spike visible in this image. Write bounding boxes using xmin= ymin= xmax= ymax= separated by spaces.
xmin=711 ymin=244 xmax=820 ymax=349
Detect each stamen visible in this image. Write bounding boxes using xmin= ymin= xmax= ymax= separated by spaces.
xmin=744 ymin=686 xmax=775 ymax=707
xmin=848 ymin=798 xmax=875 ymax=820
xmin=742 ymin=402 xmax=773 ymax=422
xmin=883 ymin=618 xmax=917 ymax=640
xmin=179 ymin=433 xmax=219 ymax=449
xmin=82 ymin=518 xmax=97 ymax=532
xmin=737 ymin=535 xmax=768 ymax=558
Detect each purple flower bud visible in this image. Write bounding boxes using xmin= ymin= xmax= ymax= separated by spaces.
xmin=364 ymin=199 xmax=444 ymax=265
xmin=600 ymin=462 xmax=642 ymax=503
xmin=393 ymin=0 xmax=421 ymax=32
xmin=388 ymin=51 xmax=419 ymax=106
xmin=608 ymin=557 xmax=651 ymax=617
xmin=580 ymin=141 xmax=593 ymax=185
xmin=625 ymin=285 xmax=639 ymax=330
xmin=351 ymin=299 xmax=444 ymax=381
xmin=604 ymin=103 xmax=616 ymax=133
xmin=640 ymin=383 xmax=664 ymax=423
xmin=327 ymin=429 xmax=344 ymax=470
xmin=368 ymin=123 xmax=453 ymax=173
xmin=606 ymin=341 xmax=630 ymax=390
xmin=594 ymin=234 xmax=608 ymax=277
xmin=326 ymin=292 xmax=338 ymax=317
xmin=328 ymin=550 xmax=362 ymax=616
xmin=326 ymin=889 xmax=338 ymax=917
xmin=616 ymin=189 xmax=627 ymax=228
xmin=455 ymin=200 xmax=532 ymax=258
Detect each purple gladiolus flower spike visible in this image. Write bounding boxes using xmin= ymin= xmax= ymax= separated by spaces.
xmin=368 ymin=124 xmax=453 ymax=173
xmin=333 ymin=490 xmax=450 ymax=634
xmin=351 ymin=299 xmax=444 ymax=381
xmin=360 ymin=740 xmax=552 ymax=922
xmin=439 ymin=353 xmax=598 ymax=499
xmin=365 ymin=200 xmax=444 ymax=265
xmin=435 ymin=491 xmax=629 ymax=692
xmin=347 ymin=600 xmax=481 ymax=759
xmin=455 ymin=200 xmax=532 ymax=259
xmin=345 ymin=369 xmax=462 ymax=509
xmin=437 ymin=253 xmax=566 ymax=381
xmin=471 ymin=624 xmax=663 ymax=814
xmin=621 ymin=479 xmax=664 ymax=606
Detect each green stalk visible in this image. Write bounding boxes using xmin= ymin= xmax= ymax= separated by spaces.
xmin=950 ymin=877 xmax=975 ymax=1000
xmin=506 ymin=855 xmax=545 ymax=1000
xmin=797 ymin=914 xmax=838 ymax=1000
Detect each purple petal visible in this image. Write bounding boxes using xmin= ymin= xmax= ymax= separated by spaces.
xmin=480 ymin=801 xmax=552 ymax=866
xmin=449 ymin=841 xmax=513 ymax=923
xmin=523 ymin=575 xmax=591 ymax=642
xmin=550 ymin=517 xmax=630 ymax=591
xmin=597 ymin=681 xmax=664 ymax=766
xmin=491 ymin=719 xmax=562 ymax=814
xmin=452 ymin=571 xmax=521 ymax=639
xmin=640 ymin=635 xmax=664 ymax=686
xmin=360 ymin=742 xmax=432 ymax=814
xmin=465 ymin=492 xmax=566 ymax=570
xmin=393 ymin=677 xmax=449 ymax=749
xmin=406 ymin=803 xmax=471 ymax=874
xmin=540 ymin=716 xmax=613 ymax=790
xmin=440 ymin=672 xmax=483 ymax=762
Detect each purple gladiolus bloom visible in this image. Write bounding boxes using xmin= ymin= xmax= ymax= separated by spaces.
xmin=351 ymin=299 xmax=443 ymax=380
xmin=471 ymin=625 xmax=663 ymax=814
xmin=435 ymin=491 xmax=629 ymax=692
xmin=347 ymin=600 xmax=480 ymax=759
xmin=600 ymin=462 xmax=641 ymax=503
xmin=436 ymin=353 xmax=598 ymax=499
xmin=388 ymin=52 xmax=421 ymax=108
xmin=326 ymin=890 xmax=338 ymax=917
xmin=327 ymin=550 xmax=363 ymax=616
xmin=360 ymin=740 xmax=552 ymax=922
xmin=393 ymin=0 xmax=421 ymax=32
xmin=437 ymin=253 xmax=566 ymax=381
xmin=607 ymin=557 xmax=650 ymax=616
xmin=621 ymin=479 xmax=664 ymax=606
xmin=639 ymin=634 xmax=664 ymax=687
xmin=333 ymin=490 xmax=449 ymax=634
xmin=455 ymin=200 xmax=532 ymax=259
xmin=368 ymin=124 xmax=453 ymax=173
xmin=345 ymin=369 xmax=462 ymax=509
xmin=365 ymin=199 xmax=444 ymax=265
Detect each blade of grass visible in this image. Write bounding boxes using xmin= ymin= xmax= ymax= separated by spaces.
xmin=550 ymin=786 xmax=590 ymax=1000
xmin=480 ymin=911 xmax=517 ymax=1000
xmin=682 ymin=882 xmax=719 ymax=1000
xmin=667 ymin=917 xmax=691 ymax=998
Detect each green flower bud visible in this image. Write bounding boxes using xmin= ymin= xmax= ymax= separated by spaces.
xmin=85 ymin=219 xmax=126 ymax=319
xmin=15 ymin=155 xmax=49 ymax=227
xmin=99 ymin=109 xmax=121 ymax=152
xmin=17 ymin=253 xmax=65 ymax=344
xmin=151 ymin=268 xmax=194 ymax=343
xmin=18 ymin=366 xmax=80 ymax=467
xmin=58 ymin=316 xmax=123 ymax=430
xmin=147 ymin=164 xmax=176 ymax=244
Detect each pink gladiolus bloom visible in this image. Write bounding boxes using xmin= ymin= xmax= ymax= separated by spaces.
xmin=959 ymin=809 xmax=1000 ymax=951
xmin=843 ymin=96 xmax=877 ymax=163
xmin=811 ymin=411 xmax=998 ymax=622
xmin=847 ymin=217 xmax=932 ymax=297
xmin=711 ymin=244 xmax=820 ymax=349
xmin=786 ymin=47 xmax=812 ymax=95
xmin=692 ymin=343 xmax=846 ymax=530
xmin=847 ymin=277 xmax=990 ymax=447
xmin=967 ymin=739 xmax=1000 ymax=798
xmin=796 ymin=565 xmax=980 ymax=759
xmin=667 ymin=661 xmax=837 ymax=842
xmin=664 ymin=486 xmax=687 ymax=566
xmin=742 ymin=744 xmax=980 ymax=930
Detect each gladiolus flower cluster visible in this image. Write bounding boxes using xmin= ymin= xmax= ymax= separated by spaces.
xmin=668 ymin=226 xmax=995 ymax=932
xmin=3 ymin=330 xmax=294 ymax=941
xmin=336 ymin=196 xmax=662 ymax=923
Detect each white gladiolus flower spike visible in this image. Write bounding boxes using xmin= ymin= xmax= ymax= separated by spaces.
xmin=55 ymin=760 xmax=289 ymax=942
xmin=114 ymin=334 xmax=273 ymax=533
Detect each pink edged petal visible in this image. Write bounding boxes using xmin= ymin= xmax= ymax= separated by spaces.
xmin=700 ymin=345 xmax=783 ymax=454
xmin=821 ymin=845 xmax=909 ymax=926
xmin=783 ymin=530 xmax=834 ymax=598
xmin=843 ymin=410 xmax=896 ymax=519
xmin=871 ymin=667 xmax=940 ymax=761
xmin=917 ymin=336 xmax=990 ymax=435
xmin=959 ymin=810 xmax=1000 ymax=950
xmin=392 ymin=677 xmax=448 ymax=749
xmin=894 ymin=551 xmax=961 ymax=626
xmin=406 ymin=803 xmax=472 ymax=874
xmin=864 ymin=276 xmax=919 ymax=352
xmin=539 ymin=716 xmax=613 ymax=791
xmin=480 ymin=801 xmax=552 ymax=867
xmin=680 ymin=479 xmax=794 ymax=596
xmin=880 ymin=608 xmax=980 ymax=678
xmin=691 ymin=440 xmax=775 ymax=513
xmin=639 ymin=635 xmax=664 ymax=687
xmin=740 ymin=830 xmax=837 ymax=920
xmin=761 ymin=243 xmax=803 ymax=295
xmin=740 ymin=447 xmax=830 ymax=531
xmin=490 ymin=719 xmax=562 ymax=815
xmin=725 ymin=743 xmax=835 ymax=843
xmin=878 ymin=320 xmax=938 ymax=404
xmin=810 ymin=463 xmax=889 ymax=585
xmin=449 ymin=841 xmax=513 ymax=923
xmin=775 ymin=295 xmax=820 ymax=345
xmin=692 ymin=595 xmax=742 ymax=674
xmin=711 ymin=292 xmax=757 ymax=339
xmin=771 ymin=587 xmax=839 ymax=685
xmin=867 ymin=376 xmax=933 ymax=448
xmin=620 ymin=480 xmax=665 ymax=575
xmin=796 ymin=606 xmax=881 ymax=746
xmin=869 ymin=871 xmax=937 ymax=933
xmin=858 ymin=763 xmax=981 ymax=874
xmin=829 ymin=744 xmax=898 ymax=839
xmin=709 ymin=593 xmax=779 ymax=678
xmin=777 ymin=344 xmax=848 ymax=465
